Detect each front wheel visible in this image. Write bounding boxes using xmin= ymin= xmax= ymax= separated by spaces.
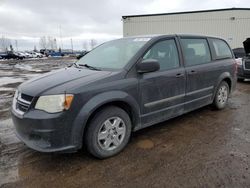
xmin=85 ymin=106 xmax=131 ymax=159
xmin=213 ymin=81 xmax=229 ymax=110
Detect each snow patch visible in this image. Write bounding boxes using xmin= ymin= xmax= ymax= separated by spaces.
xmin=14 ymin=64 xmax=42 ymax=72
xmin=0 ymin=77 xmax=24 ymax=87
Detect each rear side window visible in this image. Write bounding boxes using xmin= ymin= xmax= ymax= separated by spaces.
xmin=211 ymin=39 xmax=232 ymax=59
xmin=181 ymin=38 xmax=211 ymax=66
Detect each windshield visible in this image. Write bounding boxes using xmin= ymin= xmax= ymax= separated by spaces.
xmin=76 ymin=38 xmax=151 ymax=69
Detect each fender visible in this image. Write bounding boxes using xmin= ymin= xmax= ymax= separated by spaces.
xmin=71 ymin=91 xmax=141 ymax=148
xmin=212 ymin=72 xmax=233 ymax=100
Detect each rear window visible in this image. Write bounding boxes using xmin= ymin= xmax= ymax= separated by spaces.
xmin=181 ymin=38 xmax=211 ymax=66
xmin=211 ymin=39 xmax=232 ymax=59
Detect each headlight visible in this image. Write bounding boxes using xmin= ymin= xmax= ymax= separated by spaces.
xmin=35 ymin=94 xmax=74 ymax=113
xmin=12 ymin=90 xmax=18 ymax=109
xmin=236 ymin=58 xmax=243 ymax=66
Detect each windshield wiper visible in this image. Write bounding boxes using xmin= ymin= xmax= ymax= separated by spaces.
xmin=70 ymin=62 xmax=78 ymax=67
xmin=77 ymin=64 xmax=101 ymax=71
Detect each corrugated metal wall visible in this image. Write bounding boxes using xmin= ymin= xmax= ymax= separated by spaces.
xmin=123 ymin=10 xmax=250 ymax=48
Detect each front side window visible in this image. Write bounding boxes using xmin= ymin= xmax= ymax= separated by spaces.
xmin=181 ymin=38 xmax=211 ymax=66
xmin=77 ymin=38 xmax=150 ymax=70
xmin=142 ymin=39 xmax=180 ymax=71
xmin=211 ymin=38 xmax=232 ymax=59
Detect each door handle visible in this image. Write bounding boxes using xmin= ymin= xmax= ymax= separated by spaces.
xmin=190 ymin=70 xmax=197 ymax=74
xmin=176 ymin=73 xmax=184 ymax=78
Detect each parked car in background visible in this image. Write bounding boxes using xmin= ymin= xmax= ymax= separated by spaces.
xmin=0 ymin=52 xmax=6 ymax=59
xmin=12 ymin=35 xmax=237 ymax=159
xmin=233 ymin=48 xmax=245 ymax=58
xmin=0 ymin=52 xmax=7 ymax=59
xmin=235 ymin=38 xmax=250 ymax=81
xmin=40 ymin=49 xmax=46 ymax=55
xmin=1 ymin=52 xmax=24 ymax=60
xmin=22 ymin=52 xmax=32 ymax=58
xmin=28 ymin=52 xmax=43 ymax=58
xmin=49 ymin=51 xmax=63 ymax=57
xmin=16 ymin=52 xmax=26 ymax=59
xmin=40 ymin=49 xmax=56 ymax=57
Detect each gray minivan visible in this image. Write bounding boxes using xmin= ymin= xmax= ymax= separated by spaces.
xmin=12 ymin=35 xmax=237 ymax=158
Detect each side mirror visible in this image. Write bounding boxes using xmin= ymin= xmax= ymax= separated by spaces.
xmin=137 ymin=59 xmax=160 ymax=73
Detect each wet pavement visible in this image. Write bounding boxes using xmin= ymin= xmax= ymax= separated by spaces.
xmin=0 ymin=58 xmax=250 ymax=188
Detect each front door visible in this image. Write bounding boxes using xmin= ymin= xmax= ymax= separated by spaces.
xmin=138 ymin=38 xmax=186 ymax=127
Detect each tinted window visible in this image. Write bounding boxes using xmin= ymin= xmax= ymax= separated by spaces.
xmin=143 ymin=39 xmax=180 ymax=71
xmin=211 ymin=39 xmax=232 ymax=59
xmin=181 ymin=38 xmax=211 ymax=66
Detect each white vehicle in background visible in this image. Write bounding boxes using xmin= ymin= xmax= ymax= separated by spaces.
xmin=17 ymin=52 xmax=27 ymax=58
xmin=37 ymin=52 xmax=44 ymax=58
xmin=29 ymin=52 xmax=43 ymax=58
xmin=24 ymin=52 xmax=33 ymax=58
xmin=15 ymin=52 xmax=26 ymax=59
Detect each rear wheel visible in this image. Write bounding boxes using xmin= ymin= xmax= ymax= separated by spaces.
xmin=85 ymin=106 xmax=131 ymax=159
xmin=213 ymin=81 xmax=229 ymax=110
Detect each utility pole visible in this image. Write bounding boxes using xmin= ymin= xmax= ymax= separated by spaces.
xmin=15 ymin=40 xmax=18 ymax=52
xmin=70 ymin=38 xmax=74 ymax=53
xmin=59 ymin=25 xmax=63 ymax=50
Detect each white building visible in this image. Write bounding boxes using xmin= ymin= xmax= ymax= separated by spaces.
xmin=122 ymin=8 xmax=250 ymax=48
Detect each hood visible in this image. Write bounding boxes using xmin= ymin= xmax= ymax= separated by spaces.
xmin=243 ymin=38 xmax=250 ymax=55
xmin=19 ymin=67 xmax=112 ymax=96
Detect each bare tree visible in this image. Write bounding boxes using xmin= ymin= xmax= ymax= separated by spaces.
xmin=39 ymin=36 xmax=58 ymax=50
xmin=82 ymin=40 xmax=88 ymax=50
xmin=53 ymin=38 xmax=57 ymax=50
xmin=0 ymin=36 xmax=11 ymax=52
xmin=39 ymin=36 xmax=47 ymax=50
xmin=15 ymin=40 xmax=18 ymax=51
xmin=47 ymin=36 xmax=57 ymax=50
xmin=47 ymin=36 xmax=53 ymax=50
xmin=70 ymin=38 xmax=74 ymax=53
xmin=90 ymin=39 xmax=97 ymax=50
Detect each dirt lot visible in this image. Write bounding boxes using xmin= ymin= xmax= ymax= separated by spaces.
xmin=0 ymin=58 xmax=250 ymax=188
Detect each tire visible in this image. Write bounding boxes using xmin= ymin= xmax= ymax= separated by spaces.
xmin=85 ymin=106 xmax=132 ymax=159
xmin=213 ymin=81 xmax=229 ymax=110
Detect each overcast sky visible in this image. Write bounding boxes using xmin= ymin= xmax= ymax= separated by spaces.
xmin=0 ymin=0 xmax=250 ymax=50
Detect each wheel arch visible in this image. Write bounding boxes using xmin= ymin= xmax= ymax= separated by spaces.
xmin=213 ymin=72 xmax=233 ymax=100
xmin=72 ymin=91 xmax=141 ymax=149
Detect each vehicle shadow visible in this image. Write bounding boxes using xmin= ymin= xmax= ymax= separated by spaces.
xmin=237 ymin=79 xmax=250 ymax=84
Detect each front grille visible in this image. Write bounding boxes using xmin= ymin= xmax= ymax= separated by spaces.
xmin=15 ymin=92 xmax=33 ymax=113
xmin=244 ymin=60 xmax=250 ymax=70
xmin=17 ymin=100 xmax=30 ymax=112
xmin=21 ymin=93 xmax=33 ymax=102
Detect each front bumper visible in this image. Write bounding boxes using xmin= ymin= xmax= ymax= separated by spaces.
xmin=237 ymin=64 xmax=250 ymax=79
xmin=11 ymin=108 xmax=79 ymax=153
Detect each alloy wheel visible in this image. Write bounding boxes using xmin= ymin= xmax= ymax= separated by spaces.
xmin=97 ymin=117 xmax=126 ymax=151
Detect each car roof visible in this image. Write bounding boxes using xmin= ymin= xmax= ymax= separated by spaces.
xmin=124 ymin=34 xmax=221 ymax=39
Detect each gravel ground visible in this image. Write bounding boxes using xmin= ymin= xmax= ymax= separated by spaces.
xmin=0 ymin=58 xmax=250 ymax=188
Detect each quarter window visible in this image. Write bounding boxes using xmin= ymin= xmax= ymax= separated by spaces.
xmin=181 ymin=38 xmax=211 ymax=66
xmin=143 ymin=39 xmax=180 ymax=71
xmin=211 ymin=39 xmax=232 ymax=59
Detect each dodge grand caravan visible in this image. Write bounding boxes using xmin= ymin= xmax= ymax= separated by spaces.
xmin=12 ymin=35 xmax=237 ymax=158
